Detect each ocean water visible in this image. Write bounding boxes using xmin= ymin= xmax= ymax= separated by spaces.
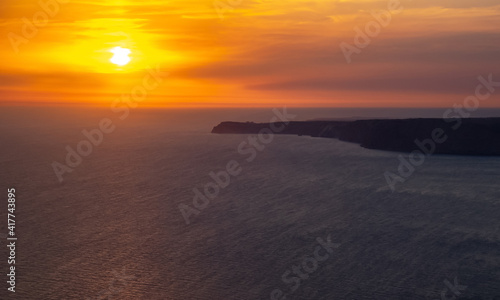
xmin=0 ymin=107 xmax=500 ymax=299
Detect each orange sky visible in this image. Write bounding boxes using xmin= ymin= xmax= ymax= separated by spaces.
xmin=1 ymin=0 xmax=500 ymax=107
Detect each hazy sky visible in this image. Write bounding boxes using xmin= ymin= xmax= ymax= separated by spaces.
xmin=1 ymin=0 xmax=499 ymax=107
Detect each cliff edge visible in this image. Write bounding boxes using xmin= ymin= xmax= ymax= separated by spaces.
xmin=212 ymin=118 xmax=500 ymax=156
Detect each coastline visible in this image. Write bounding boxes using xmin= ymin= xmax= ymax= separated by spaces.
xmin=212 ymin=118 xmax=500 ymax=156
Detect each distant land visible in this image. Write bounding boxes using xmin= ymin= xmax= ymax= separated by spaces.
xmin=212 ymin=118 xmax=500 ymax=156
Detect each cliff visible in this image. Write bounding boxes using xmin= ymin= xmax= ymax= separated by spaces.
xmin=211 ymin=118 xmax=500 ymax=156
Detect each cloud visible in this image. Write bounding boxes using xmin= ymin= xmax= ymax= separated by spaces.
xmin=1 ymin=0 xmax=500 ymax=106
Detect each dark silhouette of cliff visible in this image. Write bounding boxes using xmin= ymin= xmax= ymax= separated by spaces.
xmin=212 ymin=118 xmax=500 ymax=156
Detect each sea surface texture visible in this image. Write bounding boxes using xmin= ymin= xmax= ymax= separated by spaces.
xmin=0 ymin=107 xmax=499 ymax=299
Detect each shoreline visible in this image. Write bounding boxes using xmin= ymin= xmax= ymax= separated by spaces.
xmin=212 ymin=118 xmax=500 ymax=156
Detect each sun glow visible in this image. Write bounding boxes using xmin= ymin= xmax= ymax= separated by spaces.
xmin=110 ymin=46 xmax=131 ymax=66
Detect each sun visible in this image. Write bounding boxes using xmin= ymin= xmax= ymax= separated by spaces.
xmin=110 ymin=46 xmax=131 ymax=66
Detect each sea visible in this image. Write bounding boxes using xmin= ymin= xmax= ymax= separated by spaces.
xmin=0 ymin=106 xmax=499 ymax=299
